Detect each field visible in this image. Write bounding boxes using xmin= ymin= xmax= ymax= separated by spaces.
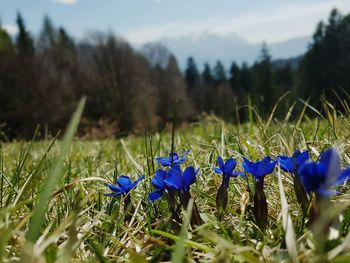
xmin=2 ymin=100 xmax=350 ymax=262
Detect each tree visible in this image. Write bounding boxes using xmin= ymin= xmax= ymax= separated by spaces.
xmin=213 ymin=60 xmax=226 ymax=85
xmin=185 ymin=57 xmax=199 ymax=89
xmin=38 ymin=15 xmax=58 ymax=50
xmin=252 ymin=43 xmax=274 ymax=114
xmin=154 ymin=55 xmax=194 ymax=125
xmin=16 ymin=12 xmax=34 ymax=58
xmin=202 ymin=63 xmax=213 ymax=85
xmin=298 ymin=8 xmax=350 ymax=110
xmin=229 ymin=62 xmax=240 ymax=93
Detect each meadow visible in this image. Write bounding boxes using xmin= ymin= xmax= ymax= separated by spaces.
xmin=2 ymin=99 xmax=350 ymax=262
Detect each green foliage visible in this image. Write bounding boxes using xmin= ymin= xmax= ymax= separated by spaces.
xmin=1 ymin=106 xmax=350 ymax=261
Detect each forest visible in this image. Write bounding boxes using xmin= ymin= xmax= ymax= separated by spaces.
xmin=0 ymin=8 xmax=350 ymax=140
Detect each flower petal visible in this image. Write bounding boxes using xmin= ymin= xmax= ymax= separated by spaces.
xmin=183 ymin=166 xmax=198 ymax=190
xmin=232 ymin=171 xmax=246 ymax=177
xmin=298 ymin=162 xmax=319 ymax=193
xmin=320 ymin=148 xmax=341 ymax=187
xmin=218 ymin=156 xmax=225 ymax=171
xmin=265 ymin=160 xmax=277 ymax=175
xmin=181 ymin=149 xmax=190 ymax=159
xmin=297 ymin=150 xmax=310 ymax=164
xmin=155 ymin=157 xmax=172 ymax=167
xmin=337 ymin=166 xmax=350 ymax=185
xmin=152 ymin=169 xmax=167 ymax=189
xmin=224 ymin=158 xmax=236 ymax=175
xmin=131 ymin=175 xmax=145 ymax=188
xmin=164 ymin=165 xmax=183 ymax=190
xmin=292 ymin=150 xmax=302 ymax=158
xmin=253 ymin=161 xmax=266 ymax=178
xmin=242 ymin=157 xmax=254 ymax=174
xmin=148 ymin=190 xmax=164 ymax=202
xmin=105 ymin=183 xmax=122 ymax=193
xmin=213 ymin=167 xmax=223 ymax=174
xmin=117 ymin=175 xmax=134 ymax=192
xmin=278 ymin=156 xmax=293 ymax=173
xmin=174 ymin=150 xmax=190 ymax=165
xmin=262 ymin=156 xmax=271 ymax=164
xmin=315 ymin=188 xmax=337 ymax=197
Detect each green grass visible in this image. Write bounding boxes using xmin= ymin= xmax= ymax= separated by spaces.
xmin=2 ymin=103 xmax=350 ymax=262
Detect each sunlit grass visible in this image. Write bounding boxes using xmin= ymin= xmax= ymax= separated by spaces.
xmin=2 ymin=102 xmax=350 ymax=262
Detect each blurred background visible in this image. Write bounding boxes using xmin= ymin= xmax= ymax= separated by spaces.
xmin=0 ymin=0 xmax=350 ymax=140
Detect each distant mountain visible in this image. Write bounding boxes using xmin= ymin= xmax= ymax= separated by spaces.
xmin=146 ymin=32 xmax=311 ymax=70
xmin=272 ymin=55 xmax=304 ymax=70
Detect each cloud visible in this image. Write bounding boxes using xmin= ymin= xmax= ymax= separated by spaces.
xmin=2 ymin=24 xmax=19 ymax=35
xmin=53 ymin=0 xmax=77 ymax=5
xmin=125 ymin=0 xmax=350 ymax=45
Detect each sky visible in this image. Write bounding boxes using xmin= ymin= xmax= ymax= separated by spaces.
xmin=1 ymin=0 xmax=350 ymax=45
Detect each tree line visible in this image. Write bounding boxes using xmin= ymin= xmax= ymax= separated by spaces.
xmin=0 ymin=9 xmax=349 ymax=139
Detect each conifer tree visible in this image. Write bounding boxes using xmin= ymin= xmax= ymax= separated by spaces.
xmin=16 ymin=12 xmax=34 ymax=57
xmin=185 ymin=56 xmax=199 ymax=89
xmin=213 ymin=60 xmax=226 ymax=85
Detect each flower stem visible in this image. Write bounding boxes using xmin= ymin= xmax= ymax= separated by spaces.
xmin=253 ymin=177 xmax=268 ymax=231
xmin=216 ymin=176 xmax=230 ymax=219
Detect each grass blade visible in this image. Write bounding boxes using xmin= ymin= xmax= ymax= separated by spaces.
xmin=24 ymin=97 xmax=86 ymax=244
xmin=171 ymin=198 xmax=193 ymax=263
xmin=277 ymin=165 xmax=299 ymax=263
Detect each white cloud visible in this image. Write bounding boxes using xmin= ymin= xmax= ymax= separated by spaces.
xmin=125 ymin=0 xmax=350 ymax=45
xmin=53 ymin=0 xmax=77 ymax=5
xmin=3 ymin=24 xmax=19 ymax=35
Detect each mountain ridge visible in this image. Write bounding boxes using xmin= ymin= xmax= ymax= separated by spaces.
xmin=140 ymin=33 xmax=311 ymax=69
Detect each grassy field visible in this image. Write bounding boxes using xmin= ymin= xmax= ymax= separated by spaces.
xmin=2 ymin=100 xmax=350 ymax=262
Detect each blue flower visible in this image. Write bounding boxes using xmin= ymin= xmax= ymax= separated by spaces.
xmin=298 ymin=148 xmax=350 ymax=196
xmin=278 ymin=150 xmax=309 ymax=174
xmin=155 ymin=150 xmax=190 ymax=167
xmin=148 ymin=169 xmax=168 ymax=202
xmin=213 ymin=156 xmax=245 ymax=179
xmin=164 ymin=165 xmax=199 ymax=192
xmin=243 ymin=156 xmax=277 ymax=181
xmin=105 ymin=175 xmax=144 ymax=197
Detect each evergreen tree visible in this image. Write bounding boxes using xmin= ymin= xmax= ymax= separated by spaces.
xmin=213 ymin=60 xmax=226 ymax=85
xmin=298 ymin=8 xmax=349 ymax=109
xmin=16 ymin=12 xmax=34 ymax=57
xmin=252 ymin=43 xmax=273 ymax=114
xmin=229 ymin=62 xmax=240 ymax=92
xmin=185 ymin=56 xmax=199 ymax=89
xmin=202 ymin=63 xmax=213 ymax=85
xmin=239 ymin=62 xmax=253 ymax=95
xmin=38 ymin=15 xmax=58 ymax=50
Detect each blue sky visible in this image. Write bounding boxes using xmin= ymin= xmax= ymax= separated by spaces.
xmin=1 ymin=0 xmax=350 ymax=45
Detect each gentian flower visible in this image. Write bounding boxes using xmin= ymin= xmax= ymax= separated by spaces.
xmin=213 ymin=156 xmax=245 ymax=179
xmin=278 ymin=150 xmax=310 ymax=174
xmin=243 ymin=156 xmax=277 ymax=182
xmin=155 ymin=150 xmax=190 ymax=167
xmin=156 ymin=165 xmax=202 ymax=226
xmin=105 ymin=175 xmax=144 ymax=222
xmin=148 ymin=168 xmax=183 ymax=226
xmin=243 ymin=156 xmax=276 ymax=231
xmin=164 ymin=165 xmax=199 ymax=192
xmin=212 ymin=156 xmax=244 ymax=215
xmin=297 ymin=148 xmax=350 ymax=229
xmin=298 ymin=148 xmax=350 ymax=196
xmin=148 ymin=169 xmax=168 ymax=202
xmin=278 ymin=150 xmax=310 ymax=215
xmin=105 ymin=175 xmax=144 ymax=197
